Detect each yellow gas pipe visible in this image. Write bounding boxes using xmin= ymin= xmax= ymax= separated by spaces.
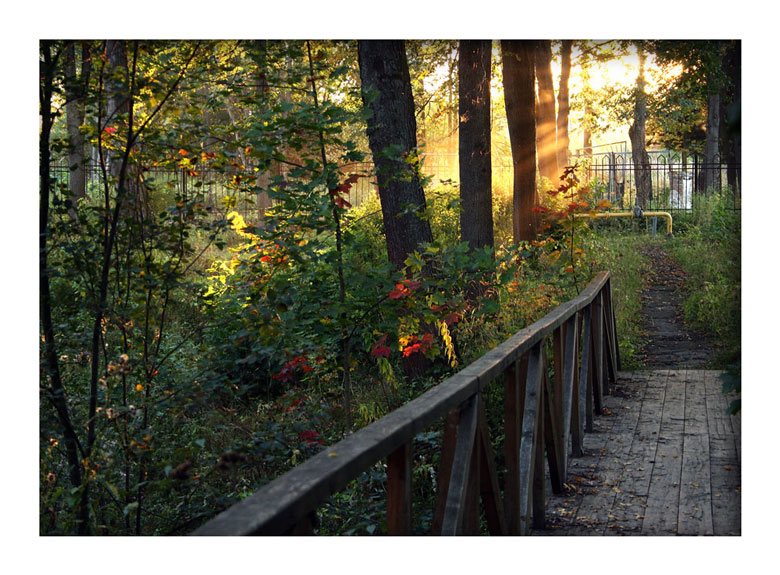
xmin=573 ymin=210 xmax=673 ymax=236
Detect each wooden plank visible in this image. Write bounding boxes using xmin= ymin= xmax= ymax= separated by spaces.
xmin=608 ymin=278 xmax=622 ymax=371
xmin=504 ymin=355 xmax=527 ymax=535
xmin=543 ymin=366 xmax=565 ymax=495
xmin=592 ymin=292 xmax=606 ymax=398
xmin=677 ymin=370 xmax=714 ymax=535
xmin=462 ymin=418 xmax=481 ymax=535
xmin=561 ymin=313 xmax=579 ymax=465
xmin=386 ymin=440 xmax=413 ymax=535
xmin=569 ymin=314 xmax=583 ymax=458
xmin=441 ymin=394 xmax=479 ymax=535
xmin=477 ymin=400 xmax=507 ymax=535
xmin=533 ymin=375 xmax=546 ymax=530
xmin=603 ymin=278 xmax=619 ymax=383
xmin=520 ymin=342 xmax=544 ymax=533
xmin=432 ymin=409 xmax=459 ymax=535
xmin=285 ymin=511 xmax=316 ymax=535
xmin=579 ymin=304 xmax=593 ymax=433
xmin=552 ymin=325 xmax=565 ymax=475
xmin=641 ymin=370 xmax=685 ymax=535
xmin=601 ymin=370 xmax=663 ymax=534
xmin=704 ymin=370 xmax=741 ymax=535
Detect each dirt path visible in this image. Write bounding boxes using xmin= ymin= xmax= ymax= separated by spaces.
xmin=637 ymin=242 xmax=718 ymax=368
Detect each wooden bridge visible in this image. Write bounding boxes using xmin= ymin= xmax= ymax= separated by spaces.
xmin=192 ymin=271 xmax=741 ymax=536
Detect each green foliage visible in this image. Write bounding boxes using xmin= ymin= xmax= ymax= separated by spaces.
xmin=669 ymin=192 xmax=740 ymax=367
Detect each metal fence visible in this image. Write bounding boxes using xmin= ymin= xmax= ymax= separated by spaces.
xmin=49 ymin=160 xmax=380 ymax=221
xmin=572 ymin=150 xmax=741 ymax=212
xmin=50 ymin=150 xmax=740 ymax=220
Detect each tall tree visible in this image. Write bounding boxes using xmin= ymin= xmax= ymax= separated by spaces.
xmin=458 ymin=40 xmax=493 ymax=253
xmin=501 ymin=40 xmax=537 ymax=243
xmin=357 ymin=40 xmax=434 ymax=269
xmin=556 ymin=40 xmax=572 ymax=172
xmin=64 ymin=41 xmax=92 ymax=216
xmin=535 ymin=40 xmax=559 ymax=184
xmin=701 ymin=89 xmax=720 ymax=192
xmin=722 ymin=40 xmax=741 ymax=192
xmin=629 ymin=47 xmax=652 ymax=209
xmin=40 ymin=40 xmax=88 ymax=534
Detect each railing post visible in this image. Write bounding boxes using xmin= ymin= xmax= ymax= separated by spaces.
xmin=387 ymin=440 xmax=413 ymax=535
xmin=592 ymin=291 xmax=607 ymax=398
xmin=504 ymin=354 xmax=527 ymax=535
xmin=432 ymin=409 xmax=459 ymax=535
xmin=579 ymin=303 xmax=593 ymax=432
xmin=440 ymin=394 xmax=479 ymax=535
xmin=563 ymin=313 xmax=580 ymax=463
xmin=520 ymin=341 xmax=545 ymax=534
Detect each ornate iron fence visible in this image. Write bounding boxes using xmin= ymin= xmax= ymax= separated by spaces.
xmin=572 ymin=151 xmax=741 ymax=212
xmin=50 ymin=150 xmax=740 ymax=220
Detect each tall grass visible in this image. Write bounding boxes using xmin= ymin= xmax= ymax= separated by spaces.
xmin=669 ymin=192 xmax=741 ymax=367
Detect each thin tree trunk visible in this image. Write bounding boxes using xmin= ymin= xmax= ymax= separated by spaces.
xmin=629 ymin=48 xmax=652 ymax=209
xmin=501 ymin=40 xmax=537 ymax=243
xmin=557 ymin=40 xmax=572 ymax=173
xmin=535 ymin=40 xmax=558 ymax=184
xmin=458 ymin=40 xmax=493 ymax=253
xmin=255 ymin=40 xmax=273 ymax=226
xmin=583 ymin=102 xmax=592 ymax=154
xmin=65 ymin=42 xmax=91 ymax=217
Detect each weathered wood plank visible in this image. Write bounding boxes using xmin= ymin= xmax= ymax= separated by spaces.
xmin=579 ymin=304 xmax=594 ymax=433
xmin=519 ymin=342 xmax=544 ymax=534
xmin=561 ymin=313 xmax=579 ymax=464
xmin=477 ymin=400 xmax=506 ymax=535
xmin=441 ymin=394 xmax=479 ymax=535
xmin=641 ymin=370 xmax=685 ymax=535
xmin=386 ymin=440 xmax=413 ymax=535
xmin=601 ymin=371 xmax=662 ymax=534
xmin=677 ymin=370 xmax=714 ymax=535
xmin=543 ymin=366 xmax=565 ymax=495
xmin=704 ymin=371 xmax=741 ymax=535
xmin=592 ymin=292 xmax=606 ymax=398
xmin=504 ymin=355 xmax=527 ymax=535
xmin=432 ymin=409 xmax=459 ymax=535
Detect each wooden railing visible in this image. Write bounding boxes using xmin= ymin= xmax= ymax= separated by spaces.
xmin=192 ymin=271 xmax=620 ymax=536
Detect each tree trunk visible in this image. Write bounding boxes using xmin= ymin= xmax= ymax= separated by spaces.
xmin=501 ymin=40 xmax=537 ymax=244
xmin=458 ymin=40 xmax=493 ymax=253
xmin=725 ymin=40 xmax=741 ymax=193
xmin=254 ymin=40 xmax=273 ymax=226
xmin=700 ymin=90 xmax=721 ymax=193
xmin=583 ymin=103 xmax=592 ymax=154
xmin=357 ymin=40 xmax=434 ymax=269
xmin=629 ymin=48 xmax=652 ymax=209
xmin=535 ymin=40 xmax=558 ymax=184
xmin=65 ymin=42 xmax=91 ymax=216
xmin=556 ymin=40 xmax=572 ymax=173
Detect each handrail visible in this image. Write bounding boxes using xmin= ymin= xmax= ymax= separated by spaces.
xmin=192 ymin=271 xmax=620 ymax=535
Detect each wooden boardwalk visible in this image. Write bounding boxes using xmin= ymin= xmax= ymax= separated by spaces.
xmin=533 ymin=369 xmax=741 ymax=536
